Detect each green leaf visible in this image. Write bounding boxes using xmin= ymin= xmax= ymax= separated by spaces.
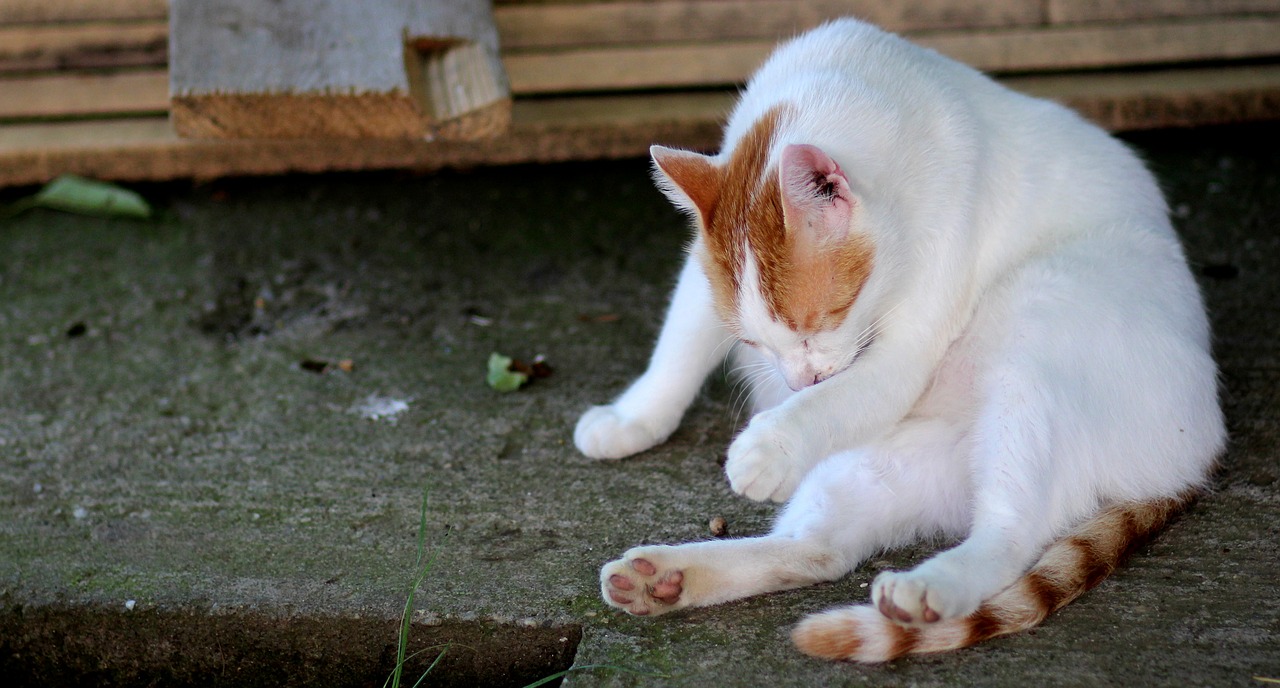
xmin=27 ymin=175 xmax=152 ymax=219
xmin=486 ymin=352 xmax=528 ymax=392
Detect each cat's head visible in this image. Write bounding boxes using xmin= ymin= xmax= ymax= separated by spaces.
xmin=652 ymin=108 xmax=877 ymax=391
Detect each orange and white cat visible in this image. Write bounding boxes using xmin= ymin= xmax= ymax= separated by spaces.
xmin=575 ymin=19 xmax=1224 ymax=662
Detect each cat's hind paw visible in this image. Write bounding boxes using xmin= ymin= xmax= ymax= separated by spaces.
xmin=871 ymin=568 xmax=980 ymax=625
xmin=574 ymin=405 xmax=675 ymax=460
xmin=600 ymin=549 xmax=687 ymax=616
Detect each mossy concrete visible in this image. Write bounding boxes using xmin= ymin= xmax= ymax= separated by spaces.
xmin=0 ymin=123 xmax=1277 ymax=686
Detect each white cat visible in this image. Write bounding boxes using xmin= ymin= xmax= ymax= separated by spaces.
xmin=575 ymin=19 xmax=1224 ymax=662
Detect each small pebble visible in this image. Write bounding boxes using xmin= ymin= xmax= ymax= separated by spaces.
xmin=709 ymin=516 xmax=729 ymax=538
xmin=124 ymin=600 xmax=136 ymax=611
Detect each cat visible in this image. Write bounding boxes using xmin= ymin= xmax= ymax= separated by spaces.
xmin=574 ymin=18 xmax=1225 ymax=662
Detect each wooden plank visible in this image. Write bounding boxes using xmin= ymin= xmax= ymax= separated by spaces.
xmin=494 ymin=0 xmax=1045 ymax=51
xmin=9 ymin=15 xmax=1280 ymax=121
xmin=0 ymin=70 xmax=168 ymax=120
xmin=925 ymin=16 xmax=1280 ymax=74
xmin=505 ymin=40 xmax=770 ymax=94
xmin=0 ymin=21 xmax=167 ymax=73
xmin=1049 ymin=0 xmax=1280 ymax=25
xmin=504 ymin=16 xmax=1280 ymax=95
xmin=169 ymin=0 xmax=510 ymax=140
xmin=1006 ymin=64 xmax=1280 ymax=131
xmin=3 ymin=65 xmax=1279 ymax=188
xmin=0 ymin=0 xmax=166 ymax=24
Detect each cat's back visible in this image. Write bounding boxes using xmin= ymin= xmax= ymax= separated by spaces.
xmin=725 ymin=18 xmax=1169 ymax=242
xmin=726 ymin=19 xmax=992 ymax=143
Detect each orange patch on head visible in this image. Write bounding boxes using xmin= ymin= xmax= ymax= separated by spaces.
xmin=760 ymin=228 xmax=874 ymax=333
xmin=668 ymin=105 xmax=874 ymax=333
xmin=693 ymin=107 xmax=788 ymax=327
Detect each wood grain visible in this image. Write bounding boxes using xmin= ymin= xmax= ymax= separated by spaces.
xmin=0 ymin=0 xmax=166 ymax=24
xmin=168 ymin=0 xmax=510 ymax=140
xmin=494 ymin=0 xmax=1044 ymax=50
xmin=0 ymin=70 xmax=167 ymax=120
xmin=1048 ymin=0 xmax=1280 ymax=24
xmin=504 ymin=16 xmax=1280 ymax=94
xmin=0 ymin=21 xmax=167 ymax=73
xmin=4 ymin=65 xmax=1278 ymax=187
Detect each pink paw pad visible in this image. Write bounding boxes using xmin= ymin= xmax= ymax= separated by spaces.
xmin=601 ymin=556 xmax=687 ymax=615
xmin=631 ymin=558 xmax=657 ymax=576
xmin=877 ymin=590 xmax=941 ymax=624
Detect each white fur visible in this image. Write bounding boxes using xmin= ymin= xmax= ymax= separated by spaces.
xmin=581 ymin=19 xmax=1224 ymax=630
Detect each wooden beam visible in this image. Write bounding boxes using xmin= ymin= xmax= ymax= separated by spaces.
xmin=1007 ymin=64 xmax=1280 ymax=131
xmin=8 ymin=14 xmax=1279 ymax=122
xmin=168 ymin=0 xmax=510 ymax=140
xmin=0 ymin=21 xmax=167 ymax=73
xmin=3 ymin=65 xmax=1278 ymax=188
xmin=0 ymin=0 xmax=166 ymax=24
xmin=1048 ymin=0 xmax=1280 ymax=25
xmin=494 ymin=0 xmax=1045 ymax=51
xmin=926 ymin=15 xmax=1280 ymax=74
xmin=504 ymin=16 xmax=1280 ymax=95
xmin=0 ymin=70 xmax=167 ymax=120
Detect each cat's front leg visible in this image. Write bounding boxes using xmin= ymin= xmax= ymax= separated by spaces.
xmin=726 ymin=331 xmax=939 ymax=502
xmin=575 ymin=253 xmax=730 ymax=459
xmin=724 ymin=407 xmax=811 ymax=502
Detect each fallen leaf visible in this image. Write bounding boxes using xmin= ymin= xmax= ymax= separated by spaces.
xmin=487 ymin=352 xmax=528 ymax=392
xmin=300 ymin=358 xmax=356 ymax=374
xmin=15 ymin=175 xmax=152 ymax=219
xmin=509 ymin=353 xmax=554 ymax=381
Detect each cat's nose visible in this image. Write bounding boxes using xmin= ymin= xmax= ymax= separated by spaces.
xmin=783 ymin=365 xmax=821 ymax=391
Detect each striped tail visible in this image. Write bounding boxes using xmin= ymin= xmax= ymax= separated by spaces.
xmin=791 ymin=496 xmax=1190 ymax=663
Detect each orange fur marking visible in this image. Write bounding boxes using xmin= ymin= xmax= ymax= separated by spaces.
xmin=791 ymin=610 xmax=864 ymax=660
xmin=684 ymin=105 xmax=874 ymax=333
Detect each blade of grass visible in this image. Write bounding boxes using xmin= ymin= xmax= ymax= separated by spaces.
xmin=410 ymin=644 xmax=450 ymax=688
xmin=385 ymin=486 xmax=448 ymax=688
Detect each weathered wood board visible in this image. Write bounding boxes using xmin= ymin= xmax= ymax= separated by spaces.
xmin=4 ymin=65 xmax=1279 ymax=188
xmin=168 ymin=0 xmax=510 ymax=140
xmin=2 ymin=0 xmax=1280 ymax=186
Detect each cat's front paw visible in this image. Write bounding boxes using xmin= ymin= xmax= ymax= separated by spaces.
xmin=871 ymin=568 xmax=981 ymax=625
xmin=574 ymin=405 xmax=675 ymax=460
xmin=724 ymin=411 xmax=807 ymax=502
xmin=600 ymin=547 xmax=688 ymax=616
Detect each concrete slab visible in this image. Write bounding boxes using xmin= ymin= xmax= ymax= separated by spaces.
xmin=1 ymin=122 xmax=1277 ymax=686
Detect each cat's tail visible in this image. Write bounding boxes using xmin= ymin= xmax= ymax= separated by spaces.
xmin=791 ymin=495 xmax=1190 ymax=663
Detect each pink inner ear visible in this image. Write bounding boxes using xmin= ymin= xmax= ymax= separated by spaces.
xmin=780 ymin=144 xmax=855 ymax=241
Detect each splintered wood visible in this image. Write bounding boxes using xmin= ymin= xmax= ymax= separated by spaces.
xmin=168 ymin=0 xmax=510 ymax=140
xmin=2 ymin=0 xmax=1280 ymax=186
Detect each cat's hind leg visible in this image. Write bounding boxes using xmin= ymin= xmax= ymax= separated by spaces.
xmin=602 ymin=416 xmax=972 ymax=616
xmin=601 ymin=536 xmax=846 ymax=616
xmin=866 ymin=235 xmax=1213 ymax=627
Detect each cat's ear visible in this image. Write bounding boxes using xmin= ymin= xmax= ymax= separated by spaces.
xmin=650 ymin=145 xmax=720 ymax=222
xmin=779 ymin=144 xmax=856 ymax=241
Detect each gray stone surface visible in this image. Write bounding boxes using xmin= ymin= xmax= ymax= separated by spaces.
xmin=1 ymin=123 xmax=1277 ymax=686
